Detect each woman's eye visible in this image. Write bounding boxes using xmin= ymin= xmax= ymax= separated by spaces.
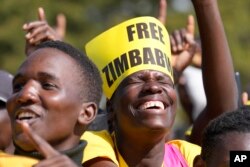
xmin=159 ymin=80 xmax=174 ymax=87
xmin=127 ymin=79 xmax=143 ymax=85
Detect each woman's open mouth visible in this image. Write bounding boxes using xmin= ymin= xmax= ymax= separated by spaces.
xmin=138 ymin=101 xmax=165 ymax=110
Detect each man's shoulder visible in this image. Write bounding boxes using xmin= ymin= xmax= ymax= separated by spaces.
xmin=0 ymin=151 xmax=38 ymax=167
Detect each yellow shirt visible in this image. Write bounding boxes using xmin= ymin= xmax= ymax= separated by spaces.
xmin=82 ymin=131 xmax=200 ymax=167
xmin=167 ymin=140 xmax=201 ymax=167
xmin=0 ymin=151 xmax=38 ymax=167
xmin=81 ymin=130 xmax=119 ymax=165
xmin=115 ymin=140 xmax=200 ymax=167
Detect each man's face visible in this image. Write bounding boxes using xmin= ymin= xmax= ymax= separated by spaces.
xmin=7 ymin=48 xmax=84 ymax=151
xmin=205 ymin=132 xmax=250 ymax=167
xmin=110 ymin=70 xmax=177 ymax=135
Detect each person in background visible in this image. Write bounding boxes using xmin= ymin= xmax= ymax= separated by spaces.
xmin=0 ymin=70 xmax=14 ymax=154
xmin=241 ymin=80 xmax=250 ymax=107
xmin=193 ymin=109 xmax=250 ymax=167
xmin=242 ymin=91 xmax=250 ymax=106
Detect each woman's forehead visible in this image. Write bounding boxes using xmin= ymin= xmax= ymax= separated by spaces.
xmin=126 ymin=69 xmax=172 ymax=79
xmin=116 ymin=69 xmax=172 ymax=89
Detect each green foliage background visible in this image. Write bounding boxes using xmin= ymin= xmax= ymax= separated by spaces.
xmin=0 ymin=0 xmax=250 ymax=90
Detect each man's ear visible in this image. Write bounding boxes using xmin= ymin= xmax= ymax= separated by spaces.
xmin=193 ymin=155 xmax=206 ymax=167
xmin=78 ymin=102 xmax=98 ymax=125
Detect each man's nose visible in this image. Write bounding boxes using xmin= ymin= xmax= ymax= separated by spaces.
xmin=16 ymin=80 xmax=39 ymax=105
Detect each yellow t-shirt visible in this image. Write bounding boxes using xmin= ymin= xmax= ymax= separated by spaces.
xmin=167 ymin=140 xmax=201 ymax=167
xmin=82 ymin=131 xmax=200 ymax=167
xmin=115 ymin=139 xmax=200 ymax=167
xmin=81 ymin=130 xmax=119 ymax=165
xmin=0 ymin=151 xmax=38 ymax=167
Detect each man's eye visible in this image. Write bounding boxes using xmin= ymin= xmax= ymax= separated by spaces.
xmin=13 ymin=83 xmax=23 ymax=93
xmin=42 ymin=83 xmax=56 ymax=90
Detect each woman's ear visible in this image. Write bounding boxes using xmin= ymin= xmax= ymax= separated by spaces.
xmin=193 ymin=155 xmax=206 ymax=167
xmin=78 ymin=102 xmax=98 ymax=125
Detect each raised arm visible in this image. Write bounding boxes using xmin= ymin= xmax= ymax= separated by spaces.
xmin=189 ymin=0 xmax=238 ymax=145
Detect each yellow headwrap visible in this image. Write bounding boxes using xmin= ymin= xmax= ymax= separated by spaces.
xmin=85 ymin=16 xmax=173 ymax=99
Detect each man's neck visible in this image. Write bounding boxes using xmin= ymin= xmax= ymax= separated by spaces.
xmin=14 ymin=140 xmax=86 ymax=166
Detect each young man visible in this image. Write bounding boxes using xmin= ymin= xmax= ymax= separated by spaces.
xmin=2 ymin=40 xmax=102 ymax=166
xmin=194 ymin=109 xmax=250 ymax=167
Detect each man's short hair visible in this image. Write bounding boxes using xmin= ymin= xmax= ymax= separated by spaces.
xmin=201 ymin=109 xmax=250 ymax=161
xmin=34 ymin=40 xmax=103 ymax=105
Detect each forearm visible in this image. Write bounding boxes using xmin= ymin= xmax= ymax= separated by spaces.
xmin=189 ymin=0 xmax=238 ymax=145
xmin=192 ymin=0 xmax=237 ymax=113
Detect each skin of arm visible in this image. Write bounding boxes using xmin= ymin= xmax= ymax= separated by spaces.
xmin=189 ymin=0 xmax=238 ymax=145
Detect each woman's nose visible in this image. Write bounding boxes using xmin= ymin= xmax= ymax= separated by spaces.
xmin=141 ymin=81 xmax=162 ymax=94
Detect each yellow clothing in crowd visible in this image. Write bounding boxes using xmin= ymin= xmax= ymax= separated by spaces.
xmin=82 ymin=131 xmax=201 ymax=167
xmin=0 ymin=151 xmax=38 ymax=167
xmin=82 ymin=130 xmax=119 ymax=165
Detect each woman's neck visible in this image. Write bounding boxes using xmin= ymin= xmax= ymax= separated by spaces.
xmin=115 ymin=130 xmax=166 ymax=167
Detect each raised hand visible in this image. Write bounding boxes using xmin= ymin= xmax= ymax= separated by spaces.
xmin=157 ymin=0 xmax=167 ymax=25
xmin=170 ymin=15 xmax=197 ymax=82
xmin=23 ymin=7 xmax=66 ymax=55
xmin=20 ymin=122 xmax=79 ymax=167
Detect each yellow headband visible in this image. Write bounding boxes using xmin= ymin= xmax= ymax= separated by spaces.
xmin=85 ymin=16 xmax=173 ymax=99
